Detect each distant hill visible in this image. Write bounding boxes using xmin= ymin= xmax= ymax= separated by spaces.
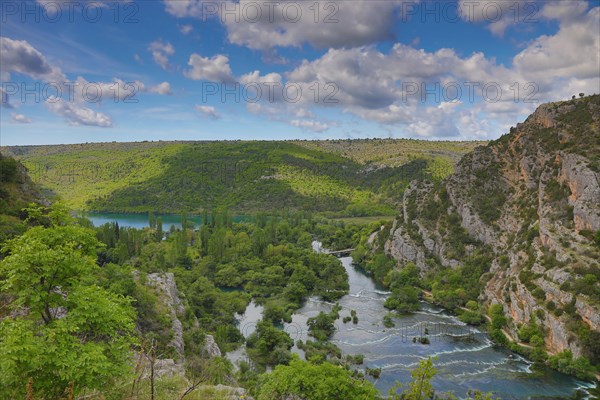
xmin=296 ymin=138 xmax=484 ymax=167
xmin=1 ymin=140 xmax=481 ymax=215
xmin=380 ymin=95 xmax=600 ymax=367
xmin=0 ymin=153 xmax=44 ymax=241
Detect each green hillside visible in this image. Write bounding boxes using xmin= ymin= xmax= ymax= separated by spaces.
xmin=2 ymin=140 xmax=481 ymax=215
xmin=0 ymin=154 xmax=44 ymax=242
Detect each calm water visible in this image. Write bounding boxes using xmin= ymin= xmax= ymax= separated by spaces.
xmin=228 ymin=242 xmax=594 ymax=399
xmin=84 ymin=212 xmax=247 ymax=230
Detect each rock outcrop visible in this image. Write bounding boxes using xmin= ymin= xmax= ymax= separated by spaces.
xmin=204 ymin=334 xmax=222 ymax=358
xmin=147 ymin=272 xmax=186 ymax=359
xmin=383 ymin=96 xmax=600 ymax=360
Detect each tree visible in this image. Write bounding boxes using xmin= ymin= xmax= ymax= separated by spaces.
xmin=405 ymin=357 xmax=436 ymax=400
xmin=384 ymin=286 xmax=420 ymax=313
xmin=0 ymin=206 xmax=136 ymax=398
xmin=155 ymin=217 xmax=163 ymax=240
xmin=389 ymin=358 xmax=436 ymax=400
xmin=307 ymin=311 xmax=337 ymax=341
xmin=246 ymin=320 xmax=293 ymax=367
xmin=257 ymin=356 xmax=379 ymax=400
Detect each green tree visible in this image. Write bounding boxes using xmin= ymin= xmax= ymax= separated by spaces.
xmin=405 ymin=357 xmax=437 ymax=400
xmin=257 ymin=356 xmax=379 ymax=400
xmin=0 ymin=207 xmax=136 ymax=398
xmin=247 ymin=320 xmax=293 ymax=367
xmin=384 ymin=286 xmax=420 ymax=313
xmin=307 ymin=311 xmax=337 ymax=341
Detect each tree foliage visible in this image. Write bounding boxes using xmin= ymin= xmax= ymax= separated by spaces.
xmin=0 ymin=205 xmax=136 ymax=398
xmin=257 ymin=356 xmax=380 ymax=400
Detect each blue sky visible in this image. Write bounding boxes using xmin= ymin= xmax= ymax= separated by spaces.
xmin=1 ymin=0 xmax=599 ymax=145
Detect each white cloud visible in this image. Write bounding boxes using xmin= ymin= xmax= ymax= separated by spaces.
xmin=292 ymin=108 xmax=315 ymax=118
xmin=239 ymin=70 xmax=285 ymax=102
xmin=224 ymin=0 xmax=399 ymax=50
xmin=163 ymin=0 xmax=203 ymax=18
xmin=195 ymin=105 xmax=220 ymax=119
xmin=0 ymin=37 xmax=114 ymax=127
xmin=164 ymin=0 xmax=404 ymax=51
xmin=179 ymin=24 xmax=193 ymax=35
xmin=46 ymin=97 xmax=113 ymax=127
xmin=0 ymin=36 xmax=65 ymax=82
xmin=246 ymin=102 xmax=278 ymax=116
xmin=406 ymin=103 xmax=461 ymax=138
xmin=540 ymin=1 xmax=588 ymax=23
xmin=1 ymin=36 xmax=171 ymax=128
xmin=291 ymin=119 xmax=329 ymax=133
xmin=11 ymin=113 xmax=32 ymax=123
xmin=457 ymin=0 xmax=536 ymax=37
xmin=146 ymin=82 xmax=173 ymax=95
xmin=273 ymin=5 xmax=599 ymax=138
xmin=185 ymin=53 xmax=236 ymax=83
xmin=148 ymin=40 xmax=175 ymax=70
xmin=514 ymin=7 xmax=600 ymax=82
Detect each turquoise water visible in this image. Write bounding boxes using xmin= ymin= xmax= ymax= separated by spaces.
xmin=84 ymin=212 xmax=248 ymax=229
xmin=228 ymin=243 xmax=596 ymax=399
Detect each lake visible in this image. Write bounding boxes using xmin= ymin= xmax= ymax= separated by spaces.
xmin=84 ymin=212 xmax=248 ymax=230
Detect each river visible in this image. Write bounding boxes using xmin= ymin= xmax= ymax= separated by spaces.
xmin=228 ymin=242 xmax=594 ymax=399
xmin=86 ymin=215 xmax=594 ymax=398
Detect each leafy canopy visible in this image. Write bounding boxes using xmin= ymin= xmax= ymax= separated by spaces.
xmin=257 ymin=356 xmax=380 ymax=400
xmin=0 ymin=204 xmax=137 ymax=398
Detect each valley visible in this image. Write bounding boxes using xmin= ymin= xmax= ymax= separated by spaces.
xmin=1 ymin=97 xmax=599 ymax=400
xmin=2 ymin=1 xmax=599 ymax=398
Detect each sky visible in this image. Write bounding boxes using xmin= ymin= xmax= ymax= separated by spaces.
xmin=0 ymin=0 xmax=599 ymax=145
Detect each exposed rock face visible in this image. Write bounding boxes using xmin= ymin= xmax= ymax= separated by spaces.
xmin=145 ymin=272 xmax=223 ymax=361
xmin=135 ymin=355 xmax=185 ymax=380
xmin=147 ymin=272 xmax=186 ymax=359
xmin=383 ymin=96 xmax=600 ymax=359
xmin=204 ymin=334 xmax=222 ymax=357
xmin=560 ymin=153 xmax=600 ymax=232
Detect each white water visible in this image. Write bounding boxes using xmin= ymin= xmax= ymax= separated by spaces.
xmin=227 ymin=241 xmax=593 ymax=399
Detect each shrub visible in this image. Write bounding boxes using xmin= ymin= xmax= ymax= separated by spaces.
xmin=384 ymin=286 xmax=420 ymax=313
xmin=548 ymin=351 xmax=595 ymax=381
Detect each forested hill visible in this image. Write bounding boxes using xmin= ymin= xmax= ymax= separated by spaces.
xmin=1 ymin=139 xmax=482 ymax=215
xmin=0 ymin=154 xmax=44 ymax=241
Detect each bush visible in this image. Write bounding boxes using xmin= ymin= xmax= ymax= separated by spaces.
xmin=548 ymin=351 xmax=595 ymax=381
xmin=257 ymin=357 xmax=380 ymax=400
xmin=518 ymin=318 xmax=543 ymax=344
xmin=246 ymin=320 xmax=293 ymax=367
xmin=307 ymin=310 xmax=338 ymax=341
xmin=384 ymin=286 xmax=420 ymax=313
xmin=459 ymin=310 xmax=484 ymax=325
xmin=383 ymin=314 xmax=396 ymax=328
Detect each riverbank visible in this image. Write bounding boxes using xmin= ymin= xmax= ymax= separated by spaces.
xmin=420 ymin=289 xmax=599 ymax=384
xmin=228 ymin=244 xmax=591 ymax=398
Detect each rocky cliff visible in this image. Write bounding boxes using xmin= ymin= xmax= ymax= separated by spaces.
xmin=384 ymin=96 xmax=600 ymax=362
xmin=140 ymin=273 xmax=228 ymax=380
